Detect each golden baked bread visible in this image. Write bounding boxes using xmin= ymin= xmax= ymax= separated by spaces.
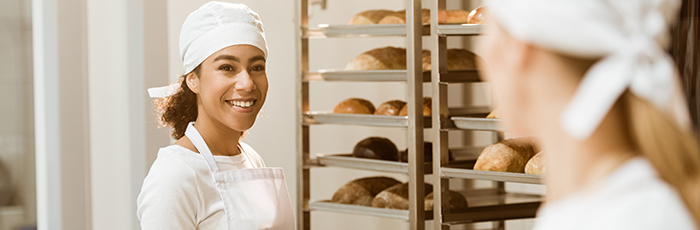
xmin=372 ymin=183 xmax=467 ymax=210
xmin=467 ymin=7 xmax=486 ymax=24
xmin=398 ymin=97 xmax=432 ymax=116
xmin=378 ymin=9 xmax=432 ymax=24
xmin=445 ymin=10 xmax=471 ymax=24
xmin=331 ymin=177 xmax=401 ymax=206
xmin=345 ymin=47 xmax=407 ymax=70
xmin=486 ymin=107 xmax=500 ymax=119
xmin=353 ymin=137 xmax=399 ymax=161
xmin=422 ymin=49 xmax=482 ymax=71
xmin=348 ymin=9 xmax=395 ymax=25
xmin=333 ymin=98 xmax=375 ymax=114
xmin=375 ymin=100 xmax=406 ymax=116
xmin=474 ymin=138 xmax=538 ymax=173
xmin=525 ymin=151 xmax=545 ymax=175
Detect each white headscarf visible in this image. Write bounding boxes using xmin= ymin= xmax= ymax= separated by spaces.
xmin=148 ymin=1 xmax=268 ymax=98
xmin=487 ymin=0 xmax=691 ymax=140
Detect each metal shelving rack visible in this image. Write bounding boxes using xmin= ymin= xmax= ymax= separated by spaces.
xmin=295 ymin=1 xmax=545 ymax=230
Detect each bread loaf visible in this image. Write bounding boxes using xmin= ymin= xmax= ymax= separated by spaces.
xmin=345 ymin=47 xmax=407 ymax=70
xmin=474 ymin=138 xmax=538 ymax=173
xmin=486 ymin=107 xmax=500 ymax=119
xmin=445 ymin=10 xmax=471 ymax=24
xmin=348 ymin=10 xmax=395 ymax=25
xmin=331 ymin=177 xmax=401 ymax=206
xmin=467 ymin=7 xmax=486 ymax=24
xmin=375 ymin=100 xmax=406 ymax=116
xmin=525 ymin=151 xmax=546 ymax=175
xmin=333 ymin=98 xmax=375 ymax=114
xmin=378 ymin=9 xmax=432 ymax=24
xmin=422 ymin=49 xmax=481 ymax=71
xmin=372 ymin=183 xmax=468 ymax=210
xmin=398 ymin=97 xmax=432 ymax=116
xmin=353 ymin=137 xmax=399 ymax=161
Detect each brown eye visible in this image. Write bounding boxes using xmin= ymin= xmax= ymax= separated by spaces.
xmin=250 ymin=65 xmax=265 ymax=72
xmin=219 ymin=64 xmax=235 ymax=72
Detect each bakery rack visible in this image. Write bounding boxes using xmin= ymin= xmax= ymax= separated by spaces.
xmin=295 ymin=1 xmax=544 ymax=230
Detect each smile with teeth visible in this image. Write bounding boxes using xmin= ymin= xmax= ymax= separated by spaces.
xmin=227 ymin=100 xmax=255 ymax=108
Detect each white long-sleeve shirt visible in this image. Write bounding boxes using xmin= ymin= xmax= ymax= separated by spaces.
xmin=137 ymin=143 xmax=266 ymax=230
xmin=533 ymin=157 xmax=697 ymax=230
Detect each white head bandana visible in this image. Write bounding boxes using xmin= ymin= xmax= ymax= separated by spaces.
xmin=147 ymin=1 xmax=268 ymax=98
xmin=487 ymin=0 xmax=691 ymax=140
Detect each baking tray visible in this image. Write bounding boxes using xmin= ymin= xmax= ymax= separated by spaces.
xmin=437 ymin=24 xmax=484 ymax=36
xmin=303 ymin=112 xmax=465 ymax=129
xmin=309 ymin=189 xmax=541 ymax=222
xmin=305 ymin=24 xmax=431 ymax=38
xmin=441 ymin=167 xmax=544 ymax=185
xmin=451 ymin=116 xmax=503 ymax=131
xmin=303 ymin=69 xmax=481 ymax=83
xmin=315 ymin=153 xmax=475 ymax=174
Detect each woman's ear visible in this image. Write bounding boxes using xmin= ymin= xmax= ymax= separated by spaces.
xmin=186 ymin=72 xmax=200 ymax=94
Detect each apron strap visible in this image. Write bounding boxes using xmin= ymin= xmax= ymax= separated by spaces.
xmin=185 ymin=122 xmax=220 ymax=173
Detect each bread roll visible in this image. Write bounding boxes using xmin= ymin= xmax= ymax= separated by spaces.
xmin=372 ymin=183 xmax=467 ymax=210
xmin=474 ymin=138 xmax=538 ymax=173
xmin=353 ymin=137 xmax=399 ymax=161
xmin=422 ymin=49 xmax=482 ymax=71
xmin=525 ymin=151 xmax=545 ymax=175
xmin=467 ymin=7 xmax=486 ymax=24
xmin=378 ymin=9 xmax=432 ymax=24
xmin=348 ymin=10 xmax=395 ymax=25
xmin=331 ymin=177 xmax=401 ymax=206
xmin=398 ymin=97 xmax=432 ymax=116
xmin=486 ymin=107 xmax=500 ymax=119
xmin=333 ymin=98 xmax=375 ymax=114
xmin=375 ymin=100 xmax=406 ymax=116
xmin=345 ymin=47 xmax=407 ymax=70
xmin=398 ymin=142 xmax=455 ymax=163
xmin=424 ymin=191 xmax=468 ymax=211
xmin=445 ymin=10 xmax=471 ymax=24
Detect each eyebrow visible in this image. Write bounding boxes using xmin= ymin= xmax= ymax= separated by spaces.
xmin=213 ymin=55 xmax=266 ymax=63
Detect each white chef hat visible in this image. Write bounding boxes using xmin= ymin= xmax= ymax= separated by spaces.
xmin=486 ymin=0 xmax=691 ymax=140
xmin=148 ymin=1 xmax=268 ymax=98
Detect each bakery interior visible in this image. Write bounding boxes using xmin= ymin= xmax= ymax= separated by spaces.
xmin=0 ymin=0 xmax=698 ymax=229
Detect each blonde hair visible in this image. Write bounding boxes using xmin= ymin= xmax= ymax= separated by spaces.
xmin=622 ymin=90 xmax=700 ymax=226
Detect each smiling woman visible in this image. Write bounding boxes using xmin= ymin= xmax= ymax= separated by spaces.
xmin=137 ymin=2 xmax=294 ymax=230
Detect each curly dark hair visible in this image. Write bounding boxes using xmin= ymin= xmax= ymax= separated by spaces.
xmin=154 ymin=66 xmax=201 ymax=139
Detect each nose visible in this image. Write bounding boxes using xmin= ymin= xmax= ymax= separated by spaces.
xmin=235 ymin=70 xmax=255 ymax=92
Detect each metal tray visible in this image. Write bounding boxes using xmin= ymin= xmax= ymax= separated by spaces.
xmin=305 ymin=24 xmax=431 ymax=38
xmin=316 ymin=153 xmax=474 ymax=174
xmin=437 ymin=24 xmax=484 ymax=36
xmin=304 ymin=112 xmax=415 ymax=127
xmin=309 ymin=189 xmax=541 ymax=223
xmin=441 ymin=167 xmax=544 ymax=185
xmin=451 ymin=116 xmax=503 ymax=131
xmin=303 ymin=69 xmax=480 ymax=83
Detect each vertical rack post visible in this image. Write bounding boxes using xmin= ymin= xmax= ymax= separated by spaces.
xmin=430 ymin=0 xmax=449 ymax=229
xmin=406 ymin=0 xmax=425 ymax=229
xmin=296 ymin=0 xmax=311 ymax=229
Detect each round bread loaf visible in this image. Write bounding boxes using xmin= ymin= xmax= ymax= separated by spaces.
xmin=353 ymin=137 xmax=399 ymax=161
xmin=348 ymin=9 xmax=395 ymax=25
xmin=372 ymin=183 xmax=468 ymax=210
xmin=333 ymin=98 xmax=375 ymax=114
xmin=345 ymin=47 xmax=407 ymax=70
xmin=398 ymin=142 xmax=455 ymax=163
xmin=375 ymin=100 xmax=407 ymax=116
xmin=398 ymin=97 xmax=432 ymax=116
xmin=331 ymin=177 xmax=401 ymax=206
xmin=486 ymin=107 xmax=500 ymax=119
xmin=474 ymin=138 xmax=538 ymax=173
xmin=525 ymin=151 xmax=546 ymax=175
xmin=422 ymin=49 xmax=482 ymax=71
xmin=467 ymin=6 xmax=486 ymax=24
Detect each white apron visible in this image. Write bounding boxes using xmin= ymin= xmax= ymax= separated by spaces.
xmin=185 ymin=123 xmax=295 ymax=230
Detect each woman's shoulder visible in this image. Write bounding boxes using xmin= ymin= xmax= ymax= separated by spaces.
xmin=147 ymin=145 xmax=208 ymax=181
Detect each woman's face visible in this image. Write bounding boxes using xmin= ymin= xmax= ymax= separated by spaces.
xmin=188 ymin=45 xmax=268 ymax=132
xmin=477 ymin=19 xmax=533 ymax=135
